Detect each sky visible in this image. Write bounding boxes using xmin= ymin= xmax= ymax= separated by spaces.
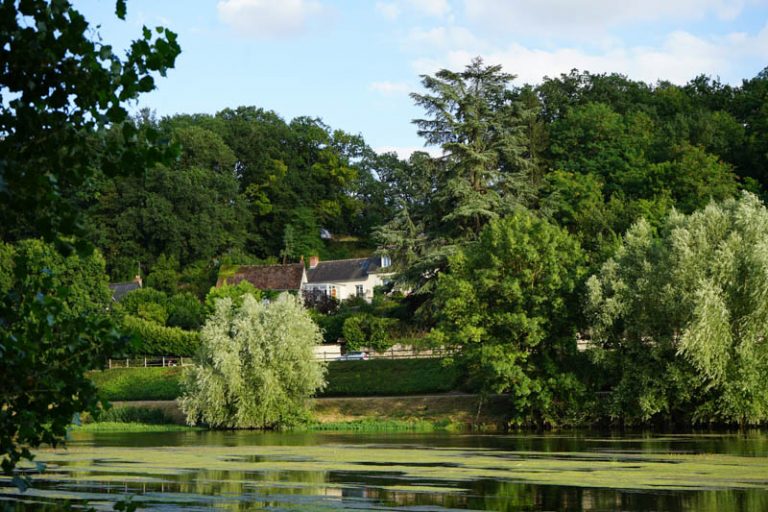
xmin=77 ymin=0 xmax=768 ymax=157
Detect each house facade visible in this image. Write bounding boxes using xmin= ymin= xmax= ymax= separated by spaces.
xmin=302 ymin=255 xmax=392 ymax=302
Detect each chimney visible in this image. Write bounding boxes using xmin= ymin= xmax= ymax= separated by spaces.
xmin=133 ymin=275 xmax=143 ymax=287
xmin=309 ymin=255 xmax=320 ymax=269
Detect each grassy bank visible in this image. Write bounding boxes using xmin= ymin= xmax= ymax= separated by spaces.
xmin=73 ymin=422 xmax=199 ymax=433
xmin=89 ymin=367 xmax=184 ymax=401
xmin=313 ymin=394 xmax=510 ymax=429
xmin=90 ymin=358 xmax=463 ymax=401
xmin=87 ymin=393 xmax=512 ymax=432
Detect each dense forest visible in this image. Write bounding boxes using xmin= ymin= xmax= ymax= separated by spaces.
xmin=6 ymin=59 xmax=763 ymax=288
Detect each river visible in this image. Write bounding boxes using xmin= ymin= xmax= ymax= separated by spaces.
xmin=1 ymin=430 xmax=767 ymax=510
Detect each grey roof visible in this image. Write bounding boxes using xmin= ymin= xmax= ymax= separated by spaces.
xmin=109 ymin=282 xmax=141 ymax=302
xmin=307 ymin=257 xmax=383 ymax=284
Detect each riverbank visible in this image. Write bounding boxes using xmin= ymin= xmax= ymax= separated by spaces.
xmin=97 ymin=393 xmax=513 ymax=431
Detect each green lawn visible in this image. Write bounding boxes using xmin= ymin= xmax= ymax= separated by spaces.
xmin=90 ymin=358 xmax=462 ymax=401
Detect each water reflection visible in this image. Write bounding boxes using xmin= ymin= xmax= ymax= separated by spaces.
xmin=0 ymin=430 xmax=766 ymax=511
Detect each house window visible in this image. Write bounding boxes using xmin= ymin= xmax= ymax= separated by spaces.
xmin=381 ymin=255 xmax=391 ymax=268
xmin=356 ymin=285 xmax=364 ymax=297
xmin=330 ymin=286 xmax=337 ymax=298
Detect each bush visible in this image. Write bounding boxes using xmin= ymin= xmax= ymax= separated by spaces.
xmin=122 ymin=315 xmax=200 ymax=355
xmin=342 ymin=313 xmax=396 ymax=352
xmin=204 ymin=280 xmax=261 ymax=315
xmin=89 ymin=367 xmax=183 ymax=401
xmin=137 ymin=301 xmax=169 ymax=325
xmin=118 ymin=287 xmax=168 ymax=318
xmin=167 ymin=292 xmax=205 ymax=330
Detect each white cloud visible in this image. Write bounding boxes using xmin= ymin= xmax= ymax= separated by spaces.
xmin=409 ymin=0 xmax=451 ymax=18
xmin=370 ymin=81 xmax=413 ymax=95
xmin=410 ymin=23 xmax=768 ymax=86
xmin=463 ymin=0 xmax=748 ymax=39
xmin=376 ymin=1 xmax=401 ymax=20
xmin=405 ymin=26 xmax=484 ymax=52
xmin=376 ymin=0 xmax=451 ymax=20
xmin=217 ymin=0 xmax=324 ymax=38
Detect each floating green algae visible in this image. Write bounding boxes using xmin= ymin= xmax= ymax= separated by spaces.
xmin=2 ymin=432 xmax=767 ymax=510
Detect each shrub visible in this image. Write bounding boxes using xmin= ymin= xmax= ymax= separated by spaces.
xmin=137 ymin=301 xmax=169 ymax=325
xmin=117 ymin=287 xmax=168 ymax=317
xmin=204 ymin=280 xmax=261 ymax=315
xmin=342 ymin=313 xmax=396 ymax=352
xmin=167 ymin=292 xmax=205 ymax=330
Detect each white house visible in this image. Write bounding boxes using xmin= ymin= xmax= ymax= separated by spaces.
xmin=302 ymin=255 xmax=393 ymax=302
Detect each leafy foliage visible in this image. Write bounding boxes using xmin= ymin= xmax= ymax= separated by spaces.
xmin=121 ymin=315 xmax=200 ymax=356
xmin=0 ymin=240 xmax=121 ymax=473
xmin=342 ymin=313 xmax=396 ymax=352
xmin=204 ymin=280 xmax=263 ymax=314
xmin=0 ymin=0 xmax=179 ymax=475
xmin=432 ymin=211 xmax=586 ymax=425
xmin=180 ymin=294 xmax=326 ymax=428
xmin=587 ymin=193 xmax=768 ymax=425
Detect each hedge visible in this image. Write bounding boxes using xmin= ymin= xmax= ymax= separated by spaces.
xmin=90 ymin=359 xmax=464 ymax=401
xmin=122 ymin=315 xmax=200 ymax=356
xmin=323 ymin=359 xmax=462 ymax=396
xmin=89 ymin=367 xmax=184 ymax=401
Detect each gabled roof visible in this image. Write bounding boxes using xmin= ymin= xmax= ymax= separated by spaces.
xmin=221 ymin=263 xmax=305 ymax=291
xmin=307 ymin=257 xmax=384 ymax=284
xmin=109 ymin=282 xmax=141 ymax=302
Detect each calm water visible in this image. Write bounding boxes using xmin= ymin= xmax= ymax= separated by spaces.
xmin=1 ymin=430 xmax=767 ymax=510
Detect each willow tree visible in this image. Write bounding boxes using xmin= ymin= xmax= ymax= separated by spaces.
xmin=180 ymin=294 xmax=326 ymax=429
xmin=587 ymin=192 xmax=768 ymax=426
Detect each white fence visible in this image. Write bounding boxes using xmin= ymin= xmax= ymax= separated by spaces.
xmin=105 ymin=345 xmax=445 ymax=369
xmin=106 ymin=356 xmax=193 ymax=369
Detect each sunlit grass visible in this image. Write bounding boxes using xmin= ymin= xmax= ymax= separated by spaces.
xmin=71 ymin=422 xmax=199 ymax=433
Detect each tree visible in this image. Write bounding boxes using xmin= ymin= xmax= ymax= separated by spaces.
xmin=180 ymin=294 xmax=326 ymax=428
xmin=0 ymin=240 xmax=120 ymax=475
xmin=431 ymin=210 xmax=585 ymax=425
xmin=90 ymin=123 xmax=250 ymax=274
xmin=0 ymin=0 xmax=180 ymax=247
xmin=379 ymin=59 xmax=539 ymax=297
xmin=412 ymin=57 xmax=537 ymax=237
xmin=586 ymin=192 xmax=768 ymax=426
xmin=0 ymin=0 xmax=179 ymax=475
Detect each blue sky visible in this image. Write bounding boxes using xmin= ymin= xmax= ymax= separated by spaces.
xmin=77 ymin=0 xmax=768 ymax=157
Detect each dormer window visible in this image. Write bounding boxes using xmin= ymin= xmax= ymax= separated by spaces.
xmin=381 ymin=255 xmax=391 ymax=268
